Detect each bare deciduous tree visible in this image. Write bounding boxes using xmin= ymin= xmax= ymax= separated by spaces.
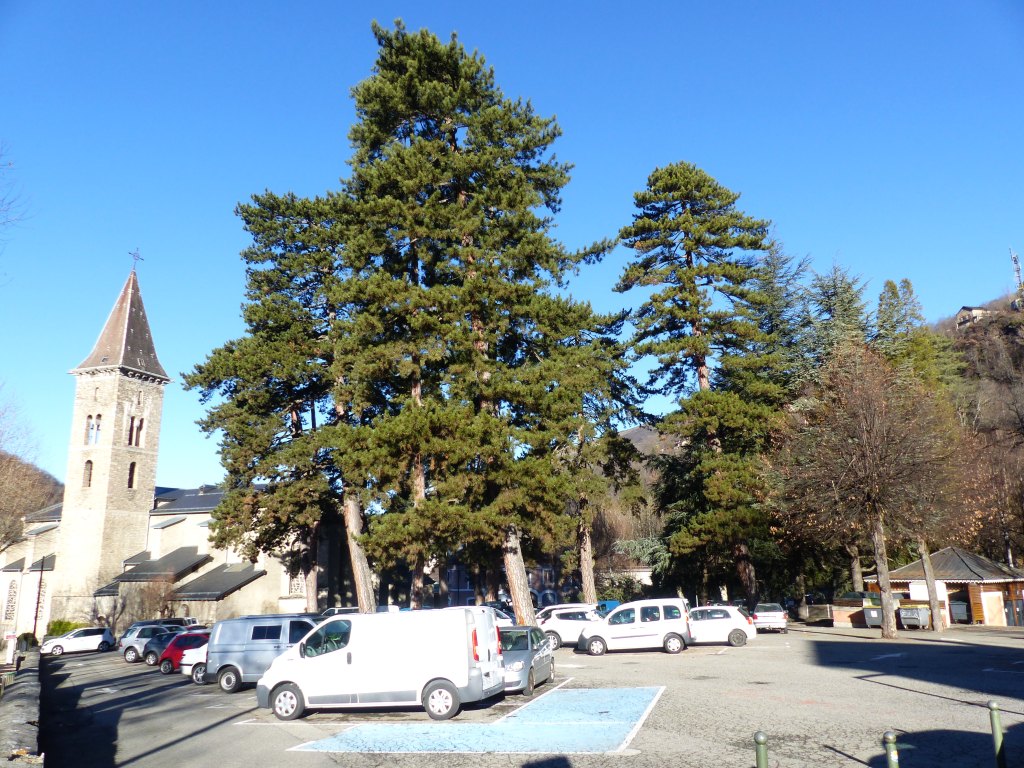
xmin=778 ymin=345 xmax=960 ymax=639
xmin=0 ymin=391 xmax=62 ymax=554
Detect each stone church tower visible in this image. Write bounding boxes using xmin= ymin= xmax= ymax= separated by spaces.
xmin=49 ymin=269 xmax=169 ymax=621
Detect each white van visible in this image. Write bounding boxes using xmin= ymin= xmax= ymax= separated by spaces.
xmin=256 ymin=606 xmax=505 ymax=721
xmin=577 ymin=598 xmax=692 ymax=655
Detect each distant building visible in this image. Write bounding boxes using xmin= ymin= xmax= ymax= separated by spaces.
xmin=955 ymin=305 xmax=994 ymax=330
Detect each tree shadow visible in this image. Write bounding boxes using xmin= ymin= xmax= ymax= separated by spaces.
xmin=39 ymin=656 xmax=251 ymax=768
xmin=522 ymin=758 xmax=573 ymax=768
xmin=858 ymin=722 xmax=1024 ymax=767
xmin=809 ymin=638 xmax=1024 ymax=708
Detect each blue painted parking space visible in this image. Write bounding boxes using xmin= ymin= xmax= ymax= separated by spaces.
xmin=292 ymin=686 xmax=664 ymax=754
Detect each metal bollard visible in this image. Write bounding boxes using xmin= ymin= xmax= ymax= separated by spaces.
xmin=754 ymin=731 xmax=769 ymax=768
xmin=883 ymin=730 xmax=899 ymax=768
xmin=989 ymin=701 xmax=1007 ymax=768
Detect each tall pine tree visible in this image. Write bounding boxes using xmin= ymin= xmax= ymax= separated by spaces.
xmin=615 ymin=161 xmax=776 ymax=605
xmin=338 ymin=22 xmax=619 ymax=623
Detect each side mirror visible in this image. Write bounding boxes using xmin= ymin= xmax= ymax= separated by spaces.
xmin=299 ymin=642 xmax=307 ymax=657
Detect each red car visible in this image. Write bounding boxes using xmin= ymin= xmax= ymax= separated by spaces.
xmin=158 ymin=631 xmax=210 ymax=674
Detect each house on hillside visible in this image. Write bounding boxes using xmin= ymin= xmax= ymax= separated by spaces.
xmin=955 ymin=306 xmax=995 ymax=330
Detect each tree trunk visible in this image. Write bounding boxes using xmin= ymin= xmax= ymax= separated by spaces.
xmin=869 ymin=511 xmax=898 ymax=639
xmin=410 ymin=554 xmax=425 ymax=610
xmin=917 ymin=535 xmax=944 ymax=633
xmin=484 ymin=566 xmax=500 ymax=603
xmin=578 ymin=517 xmax=597 ymax=604
xmin=795 ymin=572 xmax=807 ymax=619
xmin=343 ymin=494 xmax=376 ymax=612
xmin=845 ymin=543 xmax=864 ymax=593
xmin=438 ymin=558 xmax=449 ymax=608
xmin=502 ymin=527 xmax=536 ymax=626
xmin=304 ymin=566 xmax=318 ymax=613
xmin=299 ymin=525 xmax=320 ymax=613
xmin=472 ymin=564 xmax=484 ymax=605
xmin=733 ymin=539 xmax=758 ymax=609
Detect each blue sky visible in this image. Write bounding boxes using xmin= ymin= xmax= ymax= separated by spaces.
xmin=1 ymin=2 xmax=1022 ymax=488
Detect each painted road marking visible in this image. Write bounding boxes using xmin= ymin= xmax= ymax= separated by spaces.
xmin=291 ymin=686 xmax=664 ymax=754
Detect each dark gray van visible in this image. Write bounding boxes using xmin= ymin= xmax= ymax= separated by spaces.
xmin=203 ymin=614 xmax=319 ymax=693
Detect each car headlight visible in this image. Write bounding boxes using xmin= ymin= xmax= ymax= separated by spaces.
xmin=507 ymin=660 xmax=524 ymax=672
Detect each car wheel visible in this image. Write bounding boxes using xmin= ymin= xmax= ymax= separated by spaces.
xmin=586 ymin=636 xmax=606 ymax=656
xmin=422 ymin=680 xmax=461 ymax=720
xmin=272 ymin=683 xmax=305 ymax=721
xmin=98 ymin=641 xmax=111 ymax=652
xmin=523 ymin=669 xmax=536 ymax=697
xmin=51 ymin=645 xmax=64 ymax=657
xmin=728 ymin=629 xmax=748 ymax=647
xmin=191 ymin=663 xmax=207 ymax=686
xmin=159 ymin=659 xmax=174 ymax=674
xmin=145 ymin=651 xmax=159 ymax=666
xmin=124 ymin=647 xmax=139 ymax=663
xmin=545 ymin=631 xmax=561 ymax=651
xmin=663 ymin=633 xmax=685 ymax=654
xmin=218 ymin=666 xmax=241 ymax=693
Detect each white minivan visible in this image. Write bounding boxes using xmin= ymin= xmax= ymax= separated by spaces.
xmin=256 ymin=606 xmax=505 ymax=721
xmin=577 ymin=597 xmax=692 ymax=655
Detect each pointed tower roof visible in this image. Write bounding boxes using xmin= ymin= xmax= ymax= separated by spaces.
xmin=73 ymin=270 xmax=170 ymax=381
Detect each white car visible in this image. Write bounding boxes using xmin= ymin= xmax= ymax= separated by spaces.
xmin=537 ymin=606 xmax=601 ymax=650
xmin=578 ymin=598 xmax=692 ymax=655
xmin=40 ymin=626 xmax=115 ymax=656
xmin=752 ymin=602 xmax=788 ymax=633
xmin=688 ymin=606 xmax=757 ymax=646
xmin=180 ymin=644 xmax=208 ymax=685
xmin=535 ymin=603 xmax=596 ymax=623
xmin=492 ymin=607 xmax=515 ymax=628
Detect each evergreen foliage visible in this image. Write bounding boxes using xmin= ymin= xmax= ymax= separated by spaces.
xmin=615 ymin=161 xmax=776 ymax=605
xmin=338 ymin=22 xmax=627 ymax=621
xmin=186 ymin=22 xmax=630 ymax=620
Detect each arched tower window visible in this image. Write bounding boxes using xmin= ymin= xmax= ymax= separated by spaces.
xmin=85 ymin=416 xmax=93 ymax=445
xmin=92 ymin=414 xmax=102 ymax=445
xmin=127 ymin=416 xmax=135 ymax=446
xmin=83 ymin=460 xmax=93 ymax=488
xmin=127 ymin=462 xmax=136 ymax=489
xmin=135 ymin=418 xmax=144 ymax=448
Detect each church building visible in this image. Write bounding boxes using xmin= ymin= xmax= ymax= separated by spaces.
xmin=2 ymin=270 xmax=314 ymax=638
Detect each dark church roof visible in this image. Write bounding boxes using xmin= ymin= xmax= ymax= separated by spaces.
xmin=882 ymin=546 xmax=1024 ymax=583
xmin=153 ymin=485 xmax=225 ymax=514
xmin=114 ymin=546 xmax=211 ymax=583
xmin=73 ymin=269 xmax=169 ymax=382
xmin=173 ymin=563 xmax=266 ymax=601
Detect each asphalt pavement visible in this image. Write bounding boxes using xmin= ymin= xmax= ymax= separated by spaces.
xmin=38 ymin=623 xmax=1024 ymax=768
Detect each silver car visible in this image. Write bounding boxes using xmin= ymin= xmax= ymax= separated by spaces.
xmin=119 ymin=624 xmax=183 ymax=663
xmin=500 ymin=625 xmax=554 ymax=696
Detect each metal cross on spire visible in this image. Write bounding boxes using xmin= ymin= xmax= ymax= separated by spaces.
xmin=130 ymin=248 xmax=143 ymax=272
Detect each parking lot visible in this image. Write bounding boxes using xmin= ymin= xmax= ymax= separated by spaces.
xmin=39 ymin=624 xmax=1024 ymax=768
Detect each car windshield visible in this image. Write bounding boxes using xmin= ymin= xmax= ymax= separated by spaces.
xmin=500 ymin=630 xmax=529 ymax=652
xmin=756 ymin=603 xmax=783 ymax=612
